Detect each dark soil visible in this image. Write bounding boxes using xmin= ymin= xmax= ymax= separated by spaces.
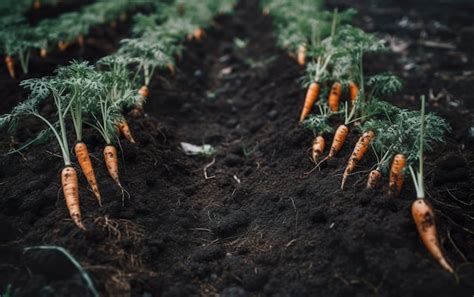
xmin=1 ymin=0 xmax=473 ymax=296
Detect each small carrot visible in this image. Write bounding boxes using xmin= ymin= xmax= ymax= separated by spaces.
xmin=40 ymin=48 xmax=47 ymax=58
xmin=61 ymin=166 xmax=85 ymax=230
xmin=297 ymin=44 xmax=306 ymax=66
xmin=299 ymin=82 xmax=320 ymax=122
xmin=311 ymin=135 xmax=325 ymax=164
xmin=77 ymin=34 xmax=85 ymax=48
xmin=328 ymin=82 xmax=342 ymax=112
xmin=194 ymin=28 xmax=204 ymax=41
xmin=389 ymin=153 xmax=406 ymax=196
xmin=167 ymin=63 xmax=175 ymax=75
xmin=138 ymin=85 xmax=149 ymax=98
xmin=366 ymin=169 xmax=382 ymax=189
xmin=117 ymin=120 xmax=135 ymax=143
xmin=412 ymin=199 xmax=454 ymax=273
xmin=349 ymin=81 xmax=359 ymax=106
xmin=341 ymin=130 xmax=375 ymax=189
xmin=58 ymin=41 xmax=69 ymax=52
xmin=74 ymin=142 xmax=101 ymax=205
xmin=328 ymin=124 xmax=349 ymax=159
xmin=5 ymin=56 xmax=15 ymax=79
xmin=33 ymin=0 xmax=41 ymax=10
xmin=104 ymin=145 xmax=121 ymax=187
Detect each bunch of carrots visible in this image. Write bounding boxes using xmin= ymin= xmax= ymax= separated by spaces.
xmin=264 ymin=0 xmax=455 ymax=274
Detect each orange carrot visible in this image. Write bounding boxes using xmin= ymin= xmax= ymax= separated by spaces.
xmin=194 ymin=28 xmax=204 ymax=41
xmin=328 ymin=82 xmax=342 ymax=112
xmin=349 ymin=81 xmax=359 ymax=106
xmin=412 ymin=199 xmax=454 ymax=273
xmin=138 ymin=85 xmax=149 ymax=98
xmin=5 ymin=56 xmax=15 ymax=79
xmin=104 ymin=145 xmax=121 ymax=186
xmin=328 ymin=124 xmax=349 ymax=159
xmin=311 ymin=136 xmax=325 ymax=163
xmin=299 ymin=82 xmax=320 ymax=122
xmin=341 ymin=130 xmax=375 ymax=189
xmin=77 ymin=34 xmax=84 ymax=48
xmin=167 ymin=63 xmax=175 ymax=75
xmin=117 ymin=120 xmax=136 ymax=143
xmin=40 ymin=48 xmax=47 ymax=58
xmin=33 ymin=0 xmax=41 ymax=10
xmin=389 ymin=154 xmax=406 ymax=196
xmin=58 ymin=41 xmax=69 ymax=52
xmin=61 ymin=166 xmax=85 ymax=230
xmin=366 ymin=169 xmax=382 ymax=189
xmin=74 ymin=142 xmax=101 ymax=205
xmin=297 ymin=44 xmax=306 ymax=66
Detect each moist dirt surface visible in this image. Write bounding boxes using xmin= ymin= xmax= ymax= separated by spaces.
xmin=1 ymin=0 xmax=473 ymax=296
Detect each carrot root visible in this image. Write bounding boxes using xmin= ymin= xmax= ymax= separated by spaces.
xmin=297 ymin=44 xmax=306 ymax=66
xmin=341 ymin=130 xmax=375 ymax=189
xmin=412 ymin=199 xmax=454 ymax=273
xmin=40 ymin=48 xmax=47 ymax=58
xmin=75 ymin=142 xmax=101 ymax=205
xmin=366 ymin=169 xmax=382 ymax=189
xmin=104 ymin=145 xmax=121 ymax=187
xmin=58 ymin=41 xmax=69 ymax=52
xmin=311 ymin=136 xmax=325 ymax=164
xmin=349 ymin=81 xmax=359 ymax=106
xmin=389 ymin=154 xmax=406 ymax=196
xmin=5 ymin=56 xmax=15 ymax=79
xmin=299 ymin=82 xmax=320 ymax=122
xmin=118 ymin=120 xmax=136 ymax=143
xmin=61 ymin=166 xmax=85 ymax=230
xmin=328 ymin=82 xmax=342 ymax=112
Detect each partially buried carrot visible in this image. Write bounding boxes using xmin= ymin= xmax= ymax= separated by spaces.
xmin=341 ymin=130 xmax=375 ymax=189
xmin=61 ymin=166 xmax=85 ymax=230
xmin=117 ymin=120 xmax=135 ymax=143
xmin=167 ymin=63 xmax=175 ymax=75
xmin=389 ymin=153 xmax=406 ymax=195
xmin=311 ymin=136 xmax=325 ymax=164
xmin=412 ymin=199 xmax=454 ymax=273
xmin=299 ymin=82 xmax=320 ymax=122
xmin=40 ymin=48 xmax=47 ymax=58
xmin=194 ymin=28 xmax=204 ymax=41
xmin=328 ymin=82 xmax=342 ymax=112
xmin=366 ymin=169 xmax=382 ymax=189
xmin=327 ymin=124 xmax=349 ymax=159
xmin=104 ymin=145 xmax=121 ymax=187
xmin=349 ymin=81 xmax=359 ymax=106
xmin=297 ymin=44 xmax=306 ymax=66
xmin=74 ymin=142 xmax=101 ymax=205
xmin=5 ymin=56 xmax=15 ymax=79
xmin=58 ymin=41 xmax=69 ymax=52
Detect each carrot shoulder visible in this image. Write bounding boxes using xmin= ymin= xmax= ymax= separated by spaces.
xmin=5 ymin=56 xmax=15 ymax=79
xmin=311 ymin=136 xmax=325 ymax=163
xmin=412 ymin=199 xmax=454 ymax=273
xmin=61 ymin=166 xmax=85 ymax=230
xmin=299 ymin=82 xmax=320 ymax=122
xmin=297 ymin=44 xmax=306 ymax=66
xmin=389 ymin=154 xmax=406 ymax=196
xmin=104 ymin=145 xmax=121 ymax=187
xmin=366 ymin=169 xmax=382 ymax=189
xmin=118 ymin=120 xmax=136 ymax=144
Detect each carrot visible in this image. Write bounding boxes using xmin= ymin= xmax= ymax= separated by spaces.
xmin=33 ymin=0 xmax=41 ymax=10
xmin=366 ymin=169 xmax=382 ymax=189
xmin=138 ymin=85 xmax=149 ymax=98
xmin=61 ymin=166 xmax=85 ymax=230
xmin=389 ymin=153 xmax=406 ymax=196
xmin=58 ymin=41 xmax=69 ymax=52
xmin=328 ymin=82 xmax=342 ymax=112
xmin=299 ymin=82 xmax=320 ymax=122
xmin=74 ymin=142 xmax=101 ymax=205
xmin=167 ymin=63 xmax=175 ymax=75
xmin=194 ymin=28 xmax=204 ymax=41
xmin=104 ymin=145 xmax=121 ymax=186
xmin=77 ymin=34 xmax=85 ymax=48
xmin=297 ymin=44 xmax=306 ymax=66
xmin=412 ymin=199 xmax=454 ymax=273
xmin=349 ymin=81 xmax=359 ymax=106
xmin=40 ymin=48 xmax=47 ymax=58
xmin=311 ymin=135 xmax=325 ymax=163
xmin=341 ymin=130 xmax=375 ymax=189
xmin=328 ymin=124 xmax=349 ymax=159
xmin=5 ymin=56 xmax=15 ymax=79
xmin=117 ymin=120 xmax=136 ymax=144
